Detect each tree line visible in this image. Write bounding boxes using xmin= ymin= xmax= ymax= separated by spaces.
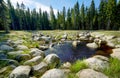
xmin=0 ymin=0 xmax=120 ymax=32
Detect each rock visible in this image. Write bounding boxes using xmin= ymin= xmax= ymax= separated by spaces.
xmin=0 ymin=59 xmax=19 ymax=66
xmin=111 ymin=48 xmax=120 ymax=60
xmin=86 ymin=42 xmax=99 ymax=50
xmin=13 ymin=40 xmax=26 ymax=47
xmin=7 ymin=51 xmax=23 ymax=59
xmin=9 ymin=66 xmax=31 ymax=78
xmin=0 ymin=53 xmax=7 ymax=59
xmin=43 ymin=54 xmax=60 ymax=68
xmin=105 ymin=35 xmax=116 ymax=40
xmin=40 ymin=36 xmax=51 ymax=42
xmin=16 ymin=54 xmax=31 ymax=62
xmin=115 ymin=44 xmax=120 ymax=48
xmin=106 ymin=42 xmax=115 ymax=48
xmin=84 ymin=55 xmax=109 ymax=71
xmin=72 ymin=41 xmax=81 ymax=49
xmin=16 ymin=45 xmax=28 ymax=50
xmin=30 ymin=48 xmax=45 ymax=57
xmin=0 ymin=45 xmax=13 ymax=51
xmin=61 ymin=62 xmax=71 ymax=69
xmin=32 ymin=62 xmax=48 ymax=76
xmin=24 ymin=56 xmax=43 ymax=66
xmin=76 ymin=69 xmax=108 ymax=78
xmin=41 ymin=69 xmax=67 ymax=78
xmin=39 ymin=45 xmax=49 ymax=51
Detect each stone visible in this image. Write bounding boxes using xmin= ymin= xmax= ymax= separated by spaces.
xmin=111 ymin=48 xmax=120 ymax=60
xmin=0 ymin=45 xmax=13 ymax=51
xmin=62 ymin=62 xmax=71 ymax=69
xmin=41 ymin=69 xmax=67 ymax=78
xmin=7 ymin=51 xmax=23 ymax=59
xmin=30 ymin=48 xmax=45 ymax=57
xmin=32 ymin=62 xmax=48 ymax=76
xmin=0 ymin=53 xmax=7 ymax=59
xmin=16 ymin=45 xmax=28 ymax=50
xmin=72 ymin=41 xmax=81 ymax=49
xmin=105 ymin=35 xmax=116 ymax=40
xmin=86 ymin=42 xmax=99 ymax=50
xmin=24 ymin=56 xmax=43 ymax=66
xmin=76 ymin=69 xmax=108 ymax=78
xmin=43 ymin=54 xmax=60 ymax=68
xmin=9 ymin=66 xmax=31 ymax=78
xmin=0 ymin=59 xmax=19 ymax=66
xmin=39 ymin=45 xmax=49 ymax=51
xmin=84 ymin=55 xmax=109 ymax=71
xmin=106 ymin=42 xmax=115 ymax=48
xmin=16 ymin=54 xmax=31 ymax=62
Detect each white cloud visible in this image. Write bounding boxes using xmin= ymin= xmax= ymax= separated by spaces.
xmin=4 ymin=0 xmax=58 ymax=15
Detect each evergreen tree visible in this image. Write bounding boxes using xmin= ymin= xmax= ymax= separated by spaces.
xmin=106 ymin=0 xmax=117 ymax=30
xmin=81 ymin=3 xmax=85 ymax=29
xmin=0 ymin=0 xmax=10 ymax=33
xmin=50 ymin=6 xmax=56 ymax=29
xmin=66 ymin=8 xmax=72 ymax=30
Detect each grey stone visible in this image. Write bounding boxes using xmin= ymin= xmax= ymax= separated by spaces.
xmin=76 ymin=69 xmax=108 ymax=78
xmin=24 ymin=56 xmax=43 ymax=66
xmin=0 ymin=45 xmax=13 ymax=51
xmin=16 ymin=54 xmax=31 ymax=62
xmin=9 ymin=66 xmax=31 ymax=78
xmin=32 ymin=62 xmax=48 ymax=76
xmin=86 ymin=42 xmax=99 ymax=50
xmin=43 ymin=54 xmax=60 ymax=68
xmin=111 ymin=48 xmax=120 ymax=60
xmin=84 ymin=55 xmax=109 ymax=71
xmin=16 ymin=45 xmax=28 ymax=50
xmin=41 ymin=69 xmax=67 ymax=78
xmin=30 ymin=48 xmax=45 ymax=57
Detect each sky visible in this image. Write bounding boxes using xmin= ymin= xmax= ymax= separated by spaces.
xmin=4 ymin=0 xmax=100 ymax=15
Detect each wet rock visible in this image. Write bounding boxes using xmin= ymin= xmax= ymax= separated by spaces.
xmin=76 ymin=69 xmax=108 ymax=78
xmin=16 ymin=45 xmax=28 ymax=50
xmin=41 ymin=69 xmax=67 ymax=78
xmin=9 ymin=66 xmax=31 ymax=78
xmin=24 ymin=56 xmax=43 ymax=66
xmin=43 ymin=54 xmax=60 ymax=68
xmin=32 ymin=62 xmax=48 ymax=76
xmin=111 ymin=48 xmax=120 ymax=60
xmin=30 ymin=48 xmax=45 ymax=57
xmin=84 ymin=55 xmax=109 ymax=71
xmin=0 ymin=45 xmax=13 ymax=51
xmin=72 ymin=41 xmax=81 ymax=49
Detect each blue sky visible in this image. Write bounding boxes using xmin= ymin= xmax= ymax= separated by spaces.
xmin=4 ymin=0 xmax=100 ymax=14
xmin=35 ymin=0 xmax=100 ymax=11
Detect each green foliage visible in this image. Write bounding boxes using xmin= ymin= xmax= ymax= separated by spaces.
xmin=103 ymin=58 xmax=120 ymax=78
xmin=70 ymin=60 xmax=88 ymax=73
xmin=67 ymin=73 xmax=78 ymax=78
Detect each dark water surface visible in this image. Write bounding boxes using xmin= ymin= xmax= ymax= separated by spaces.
xmin=45 ymin=41 xmax=96 ymax=63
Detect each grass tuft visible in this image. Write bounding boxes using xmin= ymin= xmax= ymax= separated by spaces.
xmin=70 ymin=60 xmax=88 ymax=73
xmin=102 ymin=58 xmax=120 ymax=78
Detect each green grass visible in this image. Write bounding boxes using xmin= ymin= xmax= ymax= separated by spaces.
xmin=67 ymin=73 xmax=78 ymax=78
xmin=102 ymin=58 xmax=120 ymax=78
xmin=70 ymin=60 xmax=88 ymax=73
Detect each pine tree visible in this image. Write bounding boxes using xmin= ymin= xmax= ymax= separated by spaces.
xmin=106 ymin=0 xmax=117 ymax=30
xmin=81 ymin=3 xmax=85 ymax=29
xmin=0 ymin=0 xmax=10 ymax=33
xmin=50 ymin=6 xmax=56 ymax=29
xmin=66 ymin=8 xmax=72 ymax=30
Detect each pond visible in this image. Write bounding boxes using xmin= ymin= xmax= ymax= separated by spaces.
xmin=45 ymin=41 xmax=96 ymax=63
